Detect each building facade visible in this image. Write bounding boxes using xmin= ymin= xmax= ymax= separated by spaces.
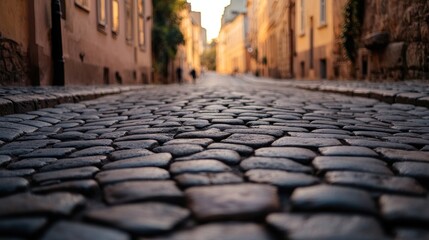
xmin=0 ymin=0 xmax=153 ymax=86
xmin=216 ymin=0 xmax=248 ymax=75
xmin=294 ymin=0 xmax=346 ymax=80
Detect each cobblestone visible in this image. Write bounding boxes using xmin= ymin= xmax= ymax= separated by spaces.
xmin=1 ymin=74 xmax=429 ymax=238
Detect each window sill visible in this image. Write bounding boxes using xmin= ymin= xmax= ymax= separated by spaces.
xmin=97 ymin=24 xmax=107 ymax=34
xmin=299 ymin=32 xmax=305 ymax=37
xmin=75 ymin=3 xmax=90 ymax=12
xmin=318 ymin=23 xmax=328 ymax=29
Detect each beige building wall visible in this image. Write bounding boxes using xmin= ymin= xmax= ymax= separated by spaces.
xmin=295 ymin=0 xmax=346 ymax=80
xmin=217 ymin=14 xmax=247 ymax=74
xmin=0 ymin=0 xmax=153 ymax=86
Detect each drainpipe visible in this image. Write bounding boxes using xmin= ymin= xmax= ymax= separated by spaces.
xmin=51 ymin=0 xmax=65 ymax=85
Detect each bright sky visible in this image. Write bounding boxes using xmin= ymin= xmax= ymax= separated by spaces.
xmin=187 ymin=0 xmax=231 ymax=42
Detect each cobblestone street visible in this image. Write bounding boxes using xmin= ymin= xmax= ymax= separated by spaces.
xmin=0 ymin=73 xmax=429 ymax=239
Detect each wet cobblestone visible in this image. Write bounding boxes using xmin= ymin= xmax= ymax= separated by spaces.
xmin=0 ymin=73 xmax=429 ymax=239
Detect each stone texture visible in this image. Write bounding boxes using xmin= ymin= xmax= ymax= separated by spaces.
xmin=102 ymin=153 xmax=172 ymax=170
xmin=39 ymin=156 xmax=105 ymax=172
xmin=103 ymin=180 xmax=183 ymax=204
xmin=313 ymin=156 xmax=392 ymax=175
xmin=32 ymin=166 xmax=99 ymax=183
xmin=267 ymin=213 xmax=386 ymax=239
xmin=41 ymin=221 xmax=129 ymax=240
xmin=207 ymin=142 xmax=254 ymax=156
xmin=221 ymin=133 xmax=275 ymax=148
xmin=245 ymin=169 xmax=319 ymax=189
xmin=96 ymin=167 xmax=170 ymax=185
xmin=240 ymin=156 xmax=312 ymax=173
xmin=0 ymin=177 xmax=28 ymax=196
xmin=153 ymin=144 xmax=204 ymax=157
xmin=291 ymin=185 xmax=377 ymax=214
xmin=170 ymin=160 xmax=231 ymax=175
xmin=319 ymin=146 xmax=378 ymax=157
xmin=393 ymin=161 xmax=429 ymax=179
xmin=175 ymin=172 xmax=243 ymax=187
xmin=148 ymin=223 xmax=274 ymax=240
xmin=272 ymin=137 xmax=341 ymax=148
xmin=0 ymin=217 xmax=47 ymax=237
xmin=375 ymin=147 xmax=429 ymax=163
xmin=255 ymin=147 xmax=317 ymax=164
xmin=0 ymin=192 xmax=85 ymax=217
xmin=85 ymin=203 xmax=190 ymax=235
xmin=380 ymin=195 xmax=429 ymax=223
xmin=326 ymin=171 xmax=426 ymax=195
xmin=109 ymin=149 xmax=154 ymax=161
xmin=185 ymin=184 xmax=279 ymax=221
xmin=32 ymin=180 xmax=99 ymax=195
xmin=176 ymin=149 xmax=241 ymax=165
xmin=113 ymin=140 xmax=158 ymax=149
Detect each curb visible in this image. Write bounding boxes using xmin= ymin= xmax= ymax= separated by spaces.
xmin=0 ymin=85 xmax=146 ymax=116
xmin=238 ymin=75 xmax=429 ymax=108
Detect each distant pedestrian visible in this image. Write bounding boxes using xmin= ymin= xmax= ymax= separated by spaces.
xmin=190 ymin=68 xmax=197 ymax=84
xmin=176 ymin=67 xmax=183 ymax=84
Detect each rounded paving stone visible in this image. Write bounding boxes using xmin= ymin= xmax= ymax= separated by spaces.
xmin=39 ymin=156 xmax=106 ymax=172
xmin=113 ymin=140 xmax=158 ymax=150
xmin=0 ymin=217 xmax=47 ymax=237
xmin=207 ymin=143 xmax=254 ymax=156
xmin=32 ymin=166 xmax=99 ymax=183
xmin=185 ymin=183 xmax=280 ymax=221
xmin=148 ymin=222 xmax=274 ymax=240
xmin=313 ymin=156 xmax=393 ymax=175
xmin=41 ymin=221 xmax=129 ymax=240
xmin=255 ymin=147 xmax=317 ymax=164
xmin=272 ymin=137 xmax=341 ymax=148
xmin=170 ymin=160 xmax=232 ymax=175
xmin=380 ymin=195 xmax=429 ymax=223
xmin=393 ymin=161 xmax=429 ymax=179
xmin=375 ymin=148 xmax=429 ymax=163
xmin=0 ymin=192 xmax=85 ymax=217
xmin=0 ymin=177 xmax=29 ymax=196
xmin=240 ymin=157 xmax=312 ymax=173
xmin=291 ymin=184 xmax=377 ymax=214
xmin=68 ymin=146 xmax=114 ymax=158
xmin=102 ymin=153 xmax=172 ymax=170
xmin=85 ymin=203 xmax=190 ymax=235
xmin=245 ymin=169 xmax=319 ymax=189
xmin=96 ymin=167 xmax=170 ymax=185
xmin=175 ymin=172 xmax=243 ymax=187
xmin=325 ymin=171 xmax=426 ymax=195
xmin=103 ymin=180 xmax=184 ymax=205
xmin=32 ymin=179 xmax=99 ymax=195
xmin=319 ymin=146 xmax=378 ymax=157
xmin=176 ymin=149 xmax=241 ymax=165
xmin=109 ymin=149 xmax=154 ymax=161
xmin=267 ymin=213 xmax=386 ymax=240
xmin=153 ymin=144 xmax=204 ymax=157
xmin=221 ymin=133 xmax=276 ymax=148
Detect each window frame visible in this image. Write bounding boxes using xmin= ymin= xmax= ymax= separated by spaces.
xmin=137 ymin=0 xmax=146 ymax=50
xmin=125 ymin=0 xmax=134 ymax=44
xmin=111 ymin=0 xmax=120 ymax=36
xmin=320 ymin=0 xmax=327 ymax=26
xmin=97 ymin=0 xmax=108 ymax=31
xmin=75 ymin=0 xmax=90 ymax=12
xmin=300 ymin=0 xmax=305 ymax=35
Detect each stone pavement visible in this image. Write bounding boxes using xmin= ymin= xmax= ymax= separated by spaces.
xmin=241 ymin=74 xmax=429 ymax=107
xmin=0 ymin=73 xmax=428 ymax=239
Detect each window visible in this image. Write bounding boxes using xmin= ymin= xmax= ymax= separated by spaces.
xmin=111 ymin=0 xmax=119 ymax=35
xmin=138 ymin=0 xmax=145 ymax=48
xmin=300 ymin=0 xmax=305 ymax=34
xmin=125 ymin=0 xmax=133 ymax=42
xmin=75 ymin=0 xmax=90 ymax=12
xmin=60 ymin=0 xmax=66 ymax=19
xmin=320 ymin=0 xmax=326 ymax=25
xmin=97 ymin=0 xmax=107 ymax=29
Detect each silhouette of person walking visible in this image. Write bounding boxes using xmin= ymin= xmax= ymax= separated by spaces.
xmin=176 ymin=67 xmax=183 ymax=84
xmin=190 ymin=68 xmax=197 ymax=84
